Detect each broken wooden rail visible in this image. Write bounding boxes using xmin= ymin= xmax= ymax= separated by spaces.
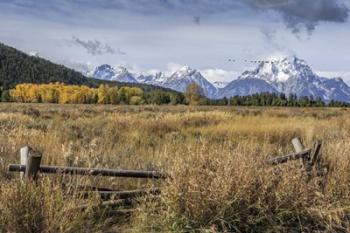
xmin=266 ymin=148 xmax=311 ymax=165
xmin=8 ymin=164 xmax=167 ymax=179
xmin=80 ymin=188 xmax=161 ymax=200
xmin=8 ymin=146 xmax=166 ymax=209
xmin=266 ymin=137 xmax=324 ymax=177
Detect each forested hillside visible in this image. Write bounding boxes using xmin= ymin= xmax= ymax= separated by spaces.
xmin=0 ymin=43 xmax=93 ymax=89
xmin=0 ymin=42 xmax=182 ymax=95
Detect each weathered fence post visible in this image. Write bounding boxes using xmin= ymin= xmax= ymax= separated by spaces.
xmin=292 ymin=138 xmax=311 ymax=175
xmin=20 ymin=146 xmax=42 ymax=182
xmin=20 ymin=146 xmax=29 ymax=181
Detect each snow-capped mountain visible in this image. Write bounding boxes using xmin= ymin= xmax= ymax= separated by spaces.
xmin=90 ymin=57 xmax=350 ymax=102
xmin=221 ymin=56 xmax=350 ymax=102
xmin=161 ymin=66 xmax=218 ymax=98
xmin=212 ymin=81 xmax=229 ymax=89
xmin=93 ymin=64 xmax=138 ymax=83
xmin=92 ymin=65 xmax=218 ymax=98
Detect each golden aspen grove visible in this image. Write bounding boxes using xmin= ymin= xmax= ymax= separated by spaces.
xmin=9 ymin=83 xmax=145 ymax=105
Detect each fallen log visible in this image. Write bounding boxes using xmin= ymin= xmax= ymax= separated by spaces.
xmin=80 ymin=188 xmax=161 ymax=199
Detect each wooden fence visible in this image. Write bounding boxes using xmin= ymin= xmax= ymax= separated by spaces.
xmin=8 ymin=146 xmax=167 ymax=209
xmin=7 ymin=137 xmax=325 ymax=211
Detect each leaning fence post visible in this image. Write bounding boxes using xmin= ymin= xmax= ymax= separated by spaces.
xmin=291 ymin=138 xmax=311 ymax=175
xmin=310 ymin=141 xmax=322 ymax=166
xmin=20 ymin=146 xmax=42 ymax=182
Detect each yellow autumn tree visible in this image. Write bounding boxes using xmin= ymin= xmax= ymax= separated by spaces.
xmin=10 ymin=84 xmax=40 ymax=103
xmin=97 ymin=85 xmax=109 ymax=104
xmin=107 ymin=86 xmax=119 ymax=104
xmin=38 ymin=83 xmax=60 ymax=103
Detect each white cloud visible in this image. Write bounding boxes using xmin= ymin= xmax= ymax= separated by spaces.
xmin=200 ymin=68 xmax=239 ymax=82
xmin=165 ymin=63 xmax=185 ymax=76
xmin=59 ymin=60 xmax=96 ymax=77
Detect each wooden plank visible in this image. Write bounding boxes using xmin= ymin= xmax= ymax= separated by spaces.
xmin=8 ymin=164 xmax=167 ymax=179
xmin=76 ymin=196 xmax=161 ymax=211
xmin=81 ymin=188 xmax=161 ymax=199
xmin=266 ymin=149 xmax=311 ymax=165
xmin=76 ymin=185 xmax=117 ymax=192
xmin=69 ymin=199 xmax=133 ymax=212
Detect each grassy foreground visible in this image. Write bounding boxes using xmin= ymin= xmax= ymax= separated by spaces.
xmin=0 ymin=103 xmax=349 ymax=232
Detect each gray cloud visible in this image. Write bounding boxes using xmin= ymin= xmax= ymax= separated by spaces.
xmin=193 ymin=16 xmax=201 ymax=25
xmin=242 ymin=0 xmax=349 ymax=34
xmin=71 ymin=36 xmax=118 ymax=55
xmin=117 ymin=48 xmax=127 ymax=55
xmin=3 ymin=0 xmax=348 ymax=35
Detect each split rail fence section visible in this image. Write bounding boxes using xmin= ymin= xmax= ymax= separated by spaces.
xmin=8 ymin=146 xmax=167 ymax=209
xmin=7 ymin=137 xmax=325 ymax=210
xmin=266 ymin=137 xmax=325 ymax=177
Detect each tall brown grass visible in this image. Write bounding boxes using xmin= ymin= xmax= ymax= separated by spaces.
xmin=0 ymin=103 xmax=349 ymax=232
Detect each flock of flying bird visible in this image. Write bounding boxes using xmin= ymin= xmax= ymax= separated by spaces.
xmin=228 ymin=59 xmax=278 ymax=64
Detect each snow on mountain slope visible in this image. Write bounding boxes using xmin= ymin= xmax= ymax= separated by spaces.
xmin=93 ymin=64 xmax=114 ymax=80
xmin=218 ymin=78 xmax=278 ymax=98
xmin=212 ymin=81 xmax=229 ymax=89
xmin=136 ymin=72 xmax=165 ymax=86
xmin=161 ymin=66 xmax=218 ymax=98
xmin=318 ymin=77 xmax=350 ymax=102
xmin=92 ymin=65 xmax=217 ymax=98
xmin=93 ymin=64 xmax=138 ymax=83
xmin=239 ymin=56 xmax=314 ymax=84
xmin=230 ymin=56 xmax=350 ymax=102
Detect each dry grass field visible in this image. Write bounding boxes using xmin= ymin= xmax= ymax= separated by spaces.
xmin=0 ymin=103 xmax=349 ymax=232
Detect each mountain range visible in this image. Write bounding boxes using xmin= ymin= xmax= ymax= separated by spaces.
xmin=91 ymin=56 xmax=350 ymax=102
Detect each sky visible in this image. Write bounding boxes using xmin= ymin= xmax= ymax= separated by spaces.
xmin=0 ymin=0 xmax=350 ymax=83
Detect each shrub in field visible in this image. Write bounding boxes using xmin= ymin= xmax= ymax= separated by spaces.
xmin=0 ymin=179 xmax=109 ymax=233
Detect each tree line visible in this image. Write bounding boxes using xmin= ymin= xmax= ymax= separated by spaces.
xmin=1 ymin=82 xmax=349 ymax=107
xmin=1 ymin=83 xmax=188 ymax=105
xmin=207 ymin=92 xmax=350 ymax=107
